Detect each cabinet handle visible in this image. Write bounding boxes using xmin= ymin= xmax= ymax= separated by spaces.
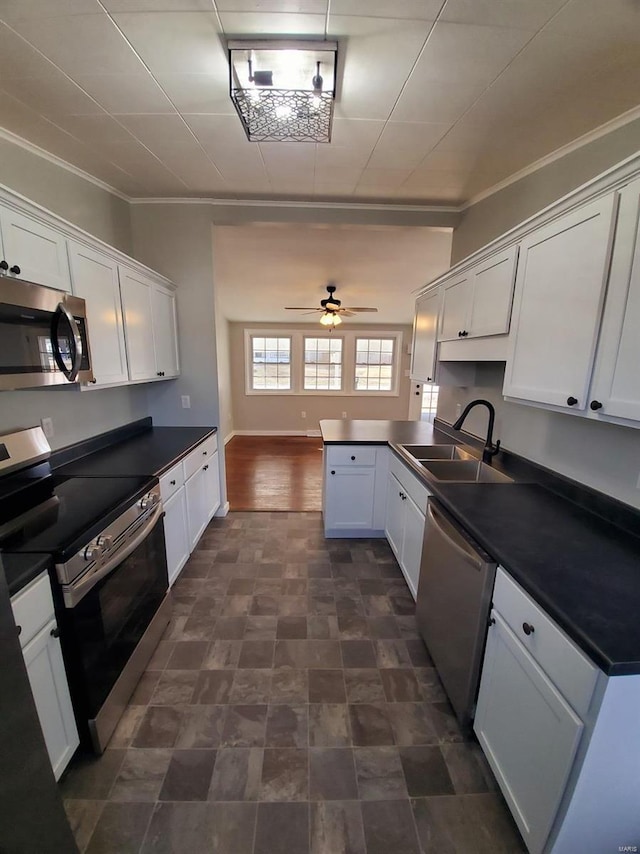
xmin=170 ymin=480 xmax=176 ymax=486
xmin=90 ymin=378 xmax=97 ymax=384
xmin=350 ymin=455 xmax=356 ymax=461
xmin=16 ymin=624 xmax=21 ymax=637
xmin=203 ymin=464 xmax=209 ymax=471
xmin=427 ymin=377 xmax=432 ymax=382
xmin=461 ymin=330 xmax=468 ymax=337
xmin=203 ymin=450 xmax=208 ymax=455
xmin=488 ymin=616 xmax=495 ymax=627
xmin=50 ymin=626 xmax=61 ymax=638
xmin=590 ymin=400 xmax=603 ymax=411
xmin=157 ymin=371 xmax=162 ymax=376
xmin=566 ymin=396 xmax=578 ymax=407
xmin=522 ymin=622 xmax=535 ymax=636
xmin=0 ymin=260 xmax=8 ymax=271
xmin=330 ymin=470 xmax=335 ymax=475
xmin=457 ymin=330 xmax=462 ymax=337
xmin=9 ymin=264 xmax=20 ymax=275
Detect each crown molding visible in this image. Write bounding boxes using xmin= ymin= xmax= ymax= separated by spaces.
xmin=128 ymin=195 xmax=459 ymax=214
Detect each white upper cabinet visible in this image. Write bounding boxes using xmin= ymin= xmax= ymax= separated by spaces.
xmin=0 ymin=208 xmax=71 ymax=291
xmin=119 ymin=267 xmax=159 ymax=381
xmin=410 ymin=288 xmax=440 ymax=382
xmin=68 ymin=242 xmax=128 ymax=386
xmin=588 ymin=177 xmax=640 ymax=422
xmin=439 ymin=273 xmax=471 ymax=341
xmin=468 ymin=245 xmax=518 ymax=338
xmin=503 ymin=193 xmax=618 ymax=411
xmin=151 ymin=285 xmax=179 ymax=379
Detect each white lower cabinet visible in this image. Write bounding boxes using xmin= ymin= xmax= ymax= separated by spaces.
xmin=163 ymin=488 xmax=189 ymax=587
xmin=323 ymin=445 xmax=388 ymax=538
xmin=186 ymin=461 xmax=209 ymax=550
xmin=384 ymin=461 xmax=428 ymax=600
xmin=11 ymin=573 xmax=79 ymax=781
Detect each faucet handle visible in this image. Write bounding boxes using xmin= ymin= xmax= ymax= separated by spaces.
xmin=483 ymin=439 xmax=501 ymax=463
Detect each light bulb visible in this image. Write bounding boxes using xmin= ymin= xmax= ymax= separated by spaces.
xmin=320 ymin=312 xmax=342 ymax=326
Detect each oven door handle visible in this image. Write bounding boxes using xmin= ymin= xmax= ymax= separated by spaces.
xmin=51 ymin=301 xmax=83 ymax=382
xmin=64 ymin=504 xmax=164 ymax=608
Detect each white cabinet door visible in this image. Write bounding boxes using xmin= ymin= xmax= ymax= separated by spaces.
xmin=503 ymin=194 xmax=617 ymax=411
xmin=385 ymin=472 xmax=405 ymax=560
xmin=324 ymin=468 xmax=376 ymax=531
xmin=163 ymin=487 xmax=189 ymax=587
xmin=0 ymin=208 xmax=71 ymax=291
xmin=475 ymin=611 xmax=584 ymax=854
xmin=203 ymin=450 xmax=221 ymax=522
xmin=119 ymin=267 xmax=157 ymax=381
xmin=468 ymin=245 xmax=518 ymax=338
xmin=401 ymin=492 xmax=425 ymax=599
xmin=185 ymin=466 xmax=208 ymax=551
xmin=410 ymin=289 xmax=439 ymax=382
xmin=68 ymin=242 xmax=128 ymax=386
xmin=151 ymin=285 xmax=179 ymax=379
xmin=22 ymin=620 xmax=79 ymax=781
xmin=439 ymin=273 xmax=471 ymax=341
xmin=589 ymin=178 xmax=640 ymax=422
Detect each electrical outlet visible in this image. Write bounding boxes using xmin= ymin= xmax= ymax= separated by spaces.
xmin=181 ymin=395 xmax=191 ymax=409
xmin=342 ymin=411 xmax=347 ymax=419
xmin=40 ymin=417 xmax=54 ymax=439
xmin=455 ymin=403 xmax=462 ymax=419
xmin=301 ymin=411 xmax=306 ymax=419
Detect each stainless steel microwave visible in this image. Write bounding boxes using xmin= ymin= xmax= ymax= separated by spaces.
xmin=0 ymin=278 xmax=94 ymax=390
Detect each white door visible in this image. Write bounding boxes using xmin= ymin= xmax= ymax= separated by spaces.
xmin=22 ymin=620 xmax=79 ymax=781
xmin=0 ymin=208 xmax=71 ymax=291
xmin=468 ymin=245 xmax=518 ymax=338
xmin=503 ymin=194 xmax=618 ymax=411
xmin=68 ymin=243 xmax=128 ymax=386
xmin=119 ymin=267 xmax=157 ymax=381
xmin=185 ymin=467 xmax=208 ymax=550
xmin=400 ymin=493 xmax=425 ymax=600
xmin=410 ymin=289 xmax=439 ymax=382
xmin=151 ymin=285 xmax=179 ymax=378
xmin=324 ymin=468 xmax=376 ymax=531
xmin=163 ymin=488 xmax=189 ymax=586
xmin=474 ymin=611 xmax=584 ymax=854
xmin=589 ymin=178 xmax=640 ymax=422
xmin=438 ymin=274 xmax=471 ymax=341
xmin=385 ymin=472 xmax=405 ymax=561
xmin=203 ymin=450 xmax=221 ymax=522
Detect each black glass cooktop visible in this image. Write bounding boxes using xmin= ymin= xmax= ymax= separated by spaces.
xmin=0 ymin=469 xmax=155 ymax=562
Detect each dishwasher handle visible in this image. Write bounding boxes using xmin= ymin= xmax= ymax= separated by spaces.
xmin=426 ymin=502 xmax=485 ymax=572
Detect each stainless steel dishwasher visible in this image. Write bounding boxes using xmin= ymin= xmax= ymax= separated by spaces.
xmin=416 ymin=499 xmax=497 ymax=729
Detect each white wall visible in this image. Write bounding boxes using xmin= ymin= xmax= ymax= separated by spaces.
xmin=438 ymin=364 xmax=640 ymax=510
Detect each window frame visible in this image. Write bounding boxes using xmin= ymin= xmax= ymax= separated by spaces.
xmin=302 ymin=334 xmax=345 ymax=394
xmin=245 ymin=331 xmax=294 ymax=394
xmin=352 ymin=334 xmax=401 ymax=395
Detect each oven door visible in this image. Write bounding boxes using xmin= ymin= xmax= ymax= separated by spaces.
xmin=0 ymin=279 xmax=93 ymax=390
xmin=61 ymin=504 xmax=168 ymax=727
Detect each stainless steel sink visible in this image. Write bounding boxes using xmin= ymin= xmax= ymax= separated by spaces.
xmin=401 ymin=444 xmax=477 ymax=461
xmin=418 ymin=459 xmax=514 ymax=484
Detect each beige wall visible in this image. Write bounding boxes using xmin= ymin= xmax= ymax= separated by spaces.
xmin=0 ymin=136 xmax=132 ymax=254
xmin=451 ymin=118 xmax=640 ymax=264
xmin=230 ymin=321 xmax=413 ymax=433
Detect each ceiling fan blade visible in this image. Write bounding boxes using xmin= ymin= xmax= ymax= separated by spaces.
xmin=340 ymin=311 xmax=357 ymax=316
xmin=341 ymin=307 xmax=378 ymax=312
xmin=301 ymin=310 xmax=324 ymax=315
xmin=284 ymin=307 xmax=321 ymax=310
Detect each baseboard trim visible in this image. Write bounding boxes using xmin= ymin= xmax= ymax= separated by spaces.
xmin=216 ymin=501 xmax=230 ymax=517
xmin=306 ymin=430 xmax=322 ymax=437
xmin=224 ymin=431 xmax=235 ymax=445
xmin=232 ymin=430 xmax=310 ymax=437
xmin=324 ymin=527 xmax=386 ymax=539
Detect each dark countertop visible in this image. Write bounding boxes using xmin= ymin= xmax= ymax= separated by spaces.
xmin=1 ymin=553 xmax=52 ymax=598
xmin=55 ymin=426 xmax=216 ymax=478
xmin=320 ymin=419 xmax=640 ymax=676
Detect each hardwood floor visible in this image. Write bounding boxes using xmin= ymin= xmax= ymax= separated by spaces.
xmin=225 ymin=436 xmax=324 ymax=512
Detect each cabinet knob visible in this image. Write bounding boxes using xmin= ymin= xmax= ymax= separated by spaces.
xmin=157 ymin=371 xmax=162 ymax=376
xmin=427 ymin=377 xmax=432 ymax=382
xmin=0 ymin=260 xmax=8 ymax=271
xmin=90 ymin=378 xmax=97 ymax=384
xmin=350 ymin=455 xmax=356 ymax=461
xmin=415 ymin=391 xmax=420 ymax=396
xmin=170 ymin=479 xmax=176 ymax=486
xmin=50 ymin=626 xmax=61 ymax=638
xmin=566 ymin=396 xmax=578 ymax=407
xmin=522 ymin=622 xmax=535 ymax=636
xmin=330 ymin=470 xmax=335 ymax=475
xmin=488 ymin=616 xmax=495 ymax=627
xmin=590 ymin=400 xmax=603 ymax=411
xmin=203 ymin=464 xmax=209 ymax=471
xmin=457 ymin=331 xmax=462 ymax=337
xmin=462 ymin=330 xmax=468 ymax=337
xmin=203 ymin=450 xmax=208 ymax=455
xmin=9 ymin=264 xmax=20 ymax=275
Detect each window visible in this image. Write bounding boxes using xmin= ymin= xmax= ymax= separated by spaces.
xmin=354 ymin=337 xmax=395 ymax=391
xmin=421 ymin=384 xmax=439 ymax=422
xmin=304 ymin=336 xmax=343 ymax=390
xmin=250 ymin=336 xmax=291 ymax=390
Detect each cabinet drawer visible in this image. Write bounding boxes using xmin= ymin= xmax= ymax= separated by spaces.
xmin=326 ymin=445 xmax=377 ymax=467
xmin=184 ymin=435 xmax=218 ymax=480
xmin=11 ymin=572 xmax=55 ymax=649
xmin=493 ymin=568 xmax=598 ymax=717
xmin=159 ymin=461 xmax=185 ymax=503
xmin=389 ymin=453 xmax=430 ymax=514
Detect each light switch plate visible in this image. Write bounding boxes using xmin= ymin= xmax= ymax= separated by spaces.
xmin=181 ymin=395 xmax=191 ymax=409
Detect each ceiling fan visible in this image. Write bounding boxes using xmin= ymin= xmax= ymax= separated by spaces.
xmin=285 ymin=284 xmax=378 ymax=326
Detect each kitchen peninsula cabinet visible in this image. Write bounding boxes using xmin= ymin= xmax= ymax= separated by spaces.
xmin=323 ymin=445 xmax=388 ymax=538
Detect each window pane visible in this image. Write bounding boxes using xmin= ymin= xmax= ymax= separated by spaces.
xmin=354 ymin=338 xmax=395 ymax=391
xmin=251 ymin=336 xmax=291 ymax=390
xmin=303 ymin=337 xmax=343 ymax=390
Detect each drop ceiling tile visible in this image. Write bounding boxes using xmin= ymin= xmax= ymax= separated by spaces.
xmin=327 ymin=16 xmax=433 ymax=120
xmin=357 ymin=168 xmax=413 ymax=188
xmin=259 ymin=142 xmax=317 ymax=174
xmin=404 ymin=168 xmax=472 ymax=191
xmin=0 ymin=23 xmax=60 ymax=78
xmin=416 ymin=148 xmax=483 ymax=172
xmin=72 ymin=73 xmax=175 ymax=114
xmin=267 ymin=179 xmax=316 ymax=196
xmin=53 ymin=114 xmax=138 ymax=145
xmin=549 ymin=0 xmax=640 ymax=42
xmin=314 ymin=164 xmax=363 ymax=184
xmin=315 ymin=145 xmax=371 ymax=169
xmin=8 ymin=13 xmax=143 ymax=75
xmin=216 ymin=1 xmax=328 ymax=11
xmin=367 ymin=121 xmax=447 ymax=169
xmin=391 ymin=77 xmax=487 ymax=124
xmin=118 ymin=113 xmax=195 ymax=147
xmin=217 ymin=11 xmax=326 ymax=34
xmin=112 ymin=11 xmax=224 ymax=74
xmin=0 ymin=73 xmax=105 ymax=118
xmin=92 ymin=141 xmax=190 ymax=190
xmin=440 ymin=0 xmax=568 ymax=30
xmin=330 ymin=0 xmax=441 ymax=19
xmin=154 ymin=73 xmax=234 ymax=115
xmin=102 ymin=0 xmax=214 ymax=11
xmin=0 ymin=0 xmax=99 ymax=23
xmin=330 ymin=116 xmax=384 ymax=147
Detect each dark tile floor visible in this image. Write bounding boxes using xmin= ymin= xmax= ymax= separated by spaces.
xmin=61 ymin=511 xmax=526 ymax=854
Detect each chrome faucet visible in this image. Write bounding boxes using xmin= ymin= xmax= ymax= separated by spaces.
xmin=452 ymin=399 xmax=501 ymax=464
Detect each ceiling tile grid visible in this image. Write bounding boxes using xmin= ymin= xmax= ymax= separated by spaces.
xmin=0 ymin=0 xmax=637 ymax=204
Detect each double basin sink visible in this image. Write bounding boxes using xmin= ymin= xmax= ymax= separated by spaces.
xmin=400 ymin=444 xmax=514 ymax=484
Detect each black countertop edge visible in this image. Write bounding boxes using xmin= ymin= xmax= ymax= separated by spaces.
xmin=50 ymin=417 xmax=153 ymax=469
xmin=1 ymin=553 xmax=52 ymax=599
xmin=432 ymin=418 xmax=640 ymax=539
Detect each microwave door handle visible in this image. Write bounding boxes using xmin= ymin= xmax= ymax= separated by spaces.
xmin=63 ymin=504 xmax=164 ymax=608
xmin=51 ymin=301 xmax=83 ymax=381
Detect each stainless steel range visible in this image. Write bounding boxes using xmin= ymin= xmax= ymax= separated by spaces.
xmin=0 ymin=427 xmax=171 ymax=753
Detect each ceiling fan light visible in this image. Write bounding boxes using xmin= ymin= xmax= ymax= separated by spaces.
xmin=320 ymin=311 xmax=342 ymax=326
